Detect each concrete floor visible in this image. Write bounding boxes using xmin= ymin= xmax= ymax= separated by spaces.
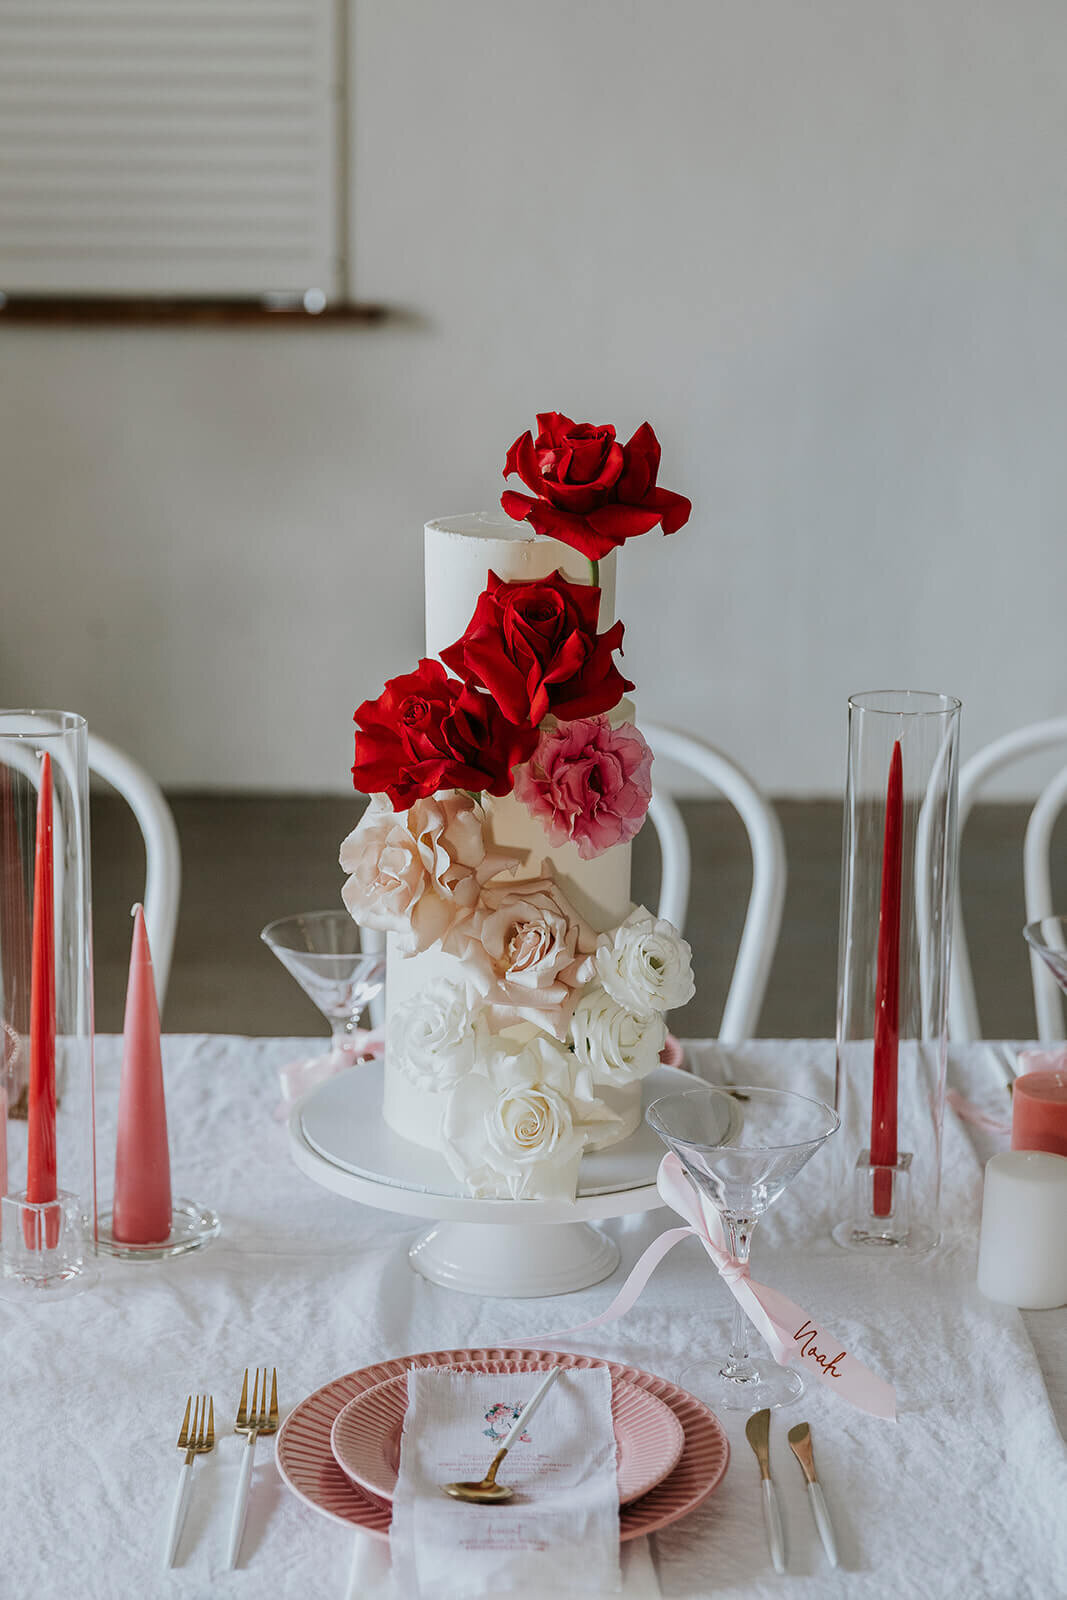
xmin=90 ymin=795 xmax=1062 ymax=1040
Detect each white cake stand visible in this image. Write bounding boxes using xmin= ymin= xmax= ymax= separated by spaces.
xmin=288 ymin=1061 xmax=689 ymax=1298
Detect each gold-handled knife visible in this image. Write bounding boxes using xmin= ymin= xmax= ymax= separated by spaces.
xmin=787 ymin=1422 xmax=838 ymax=1569
xmin=745 ymin=1408 xmax=786 ymax=1574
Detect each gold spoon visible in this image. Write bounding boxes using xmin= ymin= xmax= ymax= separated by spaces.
xmin=443 ymin=1366 xmax=563 ymax=1503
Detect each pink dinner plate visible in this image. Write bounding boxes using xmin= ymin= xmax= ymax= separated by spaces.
xmin=277 ymin=1346 xmax=730 ymax=1542
xmin=329 ymin=1360 xmax=686 ymax=1506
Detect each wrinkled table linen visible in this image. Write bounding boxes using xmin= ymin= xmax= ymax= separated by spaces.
xmin=1 ymin=1037 xmax=1065 ymax=1600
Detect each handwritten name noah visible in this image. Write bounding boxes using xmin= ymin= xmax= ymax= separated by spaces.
xmin=793 ymin=1321 xmax=846 ymax=1379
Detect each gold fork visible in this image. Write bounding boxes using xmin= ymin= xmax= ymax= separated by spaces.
xmin=226 ymin=1367 xmax=279 ymax=1569
xmin=163 ymin=1393 xmax=215 ymax=1568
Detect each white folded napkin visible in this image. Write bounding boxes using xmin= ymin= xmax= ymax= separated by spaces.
xmin=390 ymin=1366 xmax=621 ymax=1599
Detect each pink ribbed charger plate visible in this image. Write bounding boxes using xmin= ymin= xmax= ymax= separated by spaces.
xmin=277 ymin=1347 xmax=730 ymax=1542
xmin=330 ymin=1361 xmax=685 ymax=1505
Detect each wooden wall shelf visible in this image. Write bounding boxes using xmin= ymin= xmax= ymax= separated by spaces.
xmin=0 ymin=297 xmax=389 ymax=327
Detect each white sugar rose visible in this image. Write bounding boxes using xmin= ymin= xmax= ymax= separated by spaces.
xmin=480 ymin=1031 xmax=576 ymax=1092
xmin=441 ymin=1035 xmax=588 ymax=1201
xmin=388 ymin=979 xmax=488 ymax=1091
xmin=490 ymin=1034 xmax=622 ymax=1141
xmin=592 ymin=907 xmax=695 ymax=1017
xmin=446 ymin=865 xmax=595 ymax=1036
xmin=340 ymin=792 xmax=516 ymax=954
xmin=570 ymin=984 xmax=667 ymax=1087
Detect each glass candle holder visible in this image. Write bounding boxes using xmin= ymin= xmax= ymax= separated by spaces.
xmin=0 ymin=1191 xmax=95 ymax=1297
xmin=833 ymin=691 xmax=961 ymax=1256
xmin=0 ymin=711 xmax=95 ymax=1296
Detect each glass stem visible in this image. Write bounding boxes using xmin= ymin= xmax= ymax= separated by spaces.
xmin=331 ymin=1020 xmax=357 ymax=1054
xmin=721 ymin=1217 xmax=757 ymax=1383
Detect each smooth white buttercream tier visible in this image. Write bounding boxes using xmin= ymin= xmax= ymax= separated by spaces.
xmin=424 ymin=511 xmax=617 ymax=654
xmin=483 ymin=792 xmax=631 ymax=930
xmin=383 ymin=938 xmax=471 ymax=1148
xmin=383 ymin=512 xmax=641 ymax=1170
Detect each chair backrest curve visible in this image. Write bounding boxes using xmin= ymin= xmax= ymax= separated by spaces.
xmin=950 ymin=716 xmax=1067 ymax=1042
xmin=643 ymin=722 xmax=786 ymax=1043
xmin=88 ymin=734 xmax=181 ymax=1011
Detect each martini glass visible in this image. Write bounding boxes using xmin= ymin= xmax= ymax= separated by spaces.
xmin=1023 ymin=915 xmax=1067 ymax=1020
xmin=646 ymin=1085 xmax=839 ymax=1412
xmin=261 ymin=911 xmax=386 ymax=1060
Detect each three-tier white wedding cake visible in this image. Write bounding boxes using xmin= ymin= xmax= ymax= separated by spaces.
xmin=340 ymin=416 xmax=694 ymax=1201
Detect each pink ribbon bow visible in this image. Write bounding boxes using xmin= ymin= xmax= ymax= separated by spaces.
xmin=276 ymin=1029 xmax=385 ymax=1117
xmin=946 ymin=1088 xmax=1011 ymax=1138
xmin=514 ymin=1151 xmax=896 ymax=1420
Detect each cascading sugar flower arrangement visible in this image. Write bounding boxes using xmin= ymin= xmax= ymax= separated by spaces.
xmin=340 ymin=413 xmax=693 ymax=1201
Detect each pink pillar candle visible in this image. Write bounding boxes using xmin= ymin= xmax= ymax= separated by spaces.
xmin=1012 ymin=1061 xmax=1067 ymax=1159
xmin=112 ymin=904 xmax=172 ymax=1244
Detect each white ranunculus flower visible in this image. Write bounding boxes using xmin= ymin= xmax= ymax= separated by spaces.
xmin=441 ymin=1034 xmax=589 ymax=1200
xmin=592 ymin=907 xmax=695 ymax=1018
xmin=388 ymin=979 xmax=488 ymax=1091
xmin=570 ymin=984 xmax=667 ymax=1087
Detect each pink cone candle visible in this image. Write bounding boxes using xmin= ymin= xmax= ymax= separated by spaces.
xmin=26 ymin=752 xmax=58 ymax=1247
xmin=112 ymin=904 xmax=172 ymax=1244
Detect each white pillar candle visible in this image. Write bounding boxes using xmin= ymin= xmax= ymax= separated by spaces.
xmin=977 ymin=1151 xmax=1067 ymax=1309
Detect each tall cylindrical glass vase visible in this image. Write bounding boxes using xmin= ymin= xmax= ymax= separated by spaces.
xmin=0 ymin=711 xmax=95 ymax=1294
xmin=833 ymin=691 xmax=960 ymax=1256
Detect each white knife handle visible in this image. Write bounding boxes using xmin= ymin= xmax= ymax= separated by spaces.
xmin=808 ymin=1481 xmax=838 ymax=1568
xmin=163 ymin=1458 xmax=194 ymax=1569
xmin=761 ymin=1477 xmax=787 ymax=1574
xmin=225 ymin=1432 xmax=258 ymax=1570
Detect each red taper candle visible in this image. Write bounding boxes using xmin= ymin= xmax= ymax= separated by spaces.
xmin=870 ymin=740 xmax=903 ymax=1217
xmin=112 ymin=904 xmax=172 ymax=1244
xmin=26 ymin=751 xmax=58 ymax=1246
xmin=0 ymin=767 xmax=29 ymax=1223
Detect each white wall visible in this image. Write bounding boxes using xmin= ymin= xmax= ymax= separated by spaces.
xmin=2 ymin=0 xmax=1064 ymax=796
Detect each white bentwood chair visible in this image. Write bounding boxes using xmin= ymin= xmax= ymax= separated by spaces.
xmin=89 ymin=735 xmax=182 ymax=1010
xmin=643 ymin=723 xmax=786 ymax=1042
xmin=949 ymin=716 xmax=1067 ymax=1043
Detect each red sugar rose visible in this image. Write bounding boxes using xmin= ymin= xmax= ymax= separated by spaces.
xmin=501 ymin=412 xmax=691 ymax=562
xmin=440 ymin=570 xmax=633 ymax=727
xmin=351 ymin=658 xmax=537 ymax=808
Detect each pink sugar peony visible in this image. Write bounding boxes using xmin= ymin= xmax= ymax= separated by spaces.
xmin=514 ymin=716 xmax=653 ymax=860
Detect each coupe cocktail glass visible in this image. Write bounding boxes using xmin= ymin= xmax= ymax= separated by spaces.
xmin=647 ymin=1084 xmax=839 ymax=1412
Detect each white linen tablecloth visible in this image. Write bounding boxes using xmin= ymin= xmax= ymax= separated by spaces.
xmin=2 ymin=1037 xmax=1065 ymax=1600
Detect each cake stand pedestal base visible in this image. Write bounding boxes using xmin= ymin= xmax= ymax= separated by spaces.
xmin=409 ymin=1219 xmax=620 ymax=1299
xmin=288 ymin=1060 xmax=691 ymax=1298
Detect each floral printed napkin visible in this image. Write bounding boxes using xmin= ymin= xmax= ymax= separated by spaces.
xmin=390 ymin=1366 xmax=621 ymax=1598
